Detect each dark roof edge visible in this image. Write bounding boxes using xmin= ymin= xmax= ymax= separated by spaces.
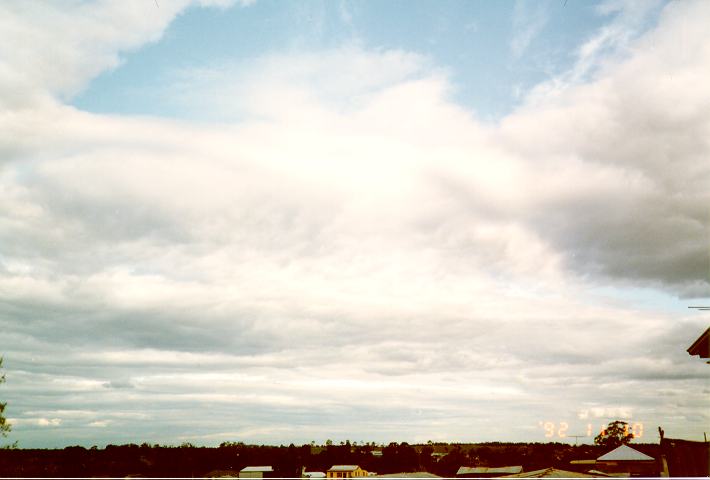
xmin=687 ymin=327 xmax=710 ymax=356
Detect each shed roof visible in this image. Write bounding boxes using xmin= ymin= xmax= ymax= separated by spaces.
xmin=240 ymin=466 xmax=274 ymax=472
xmin=328 ymin=465 xmax=362 ymax=472
xmin=597 ymin=445 xmax=654 ymax=462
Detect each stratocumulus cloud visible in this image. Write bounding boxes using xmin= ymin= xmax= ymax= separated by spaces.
xmin=0 ymin=0 xmax=708 ymax=447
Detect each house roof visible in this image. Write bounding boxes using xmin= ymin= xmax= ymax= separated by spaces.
xmin=687 ymin=327 xmax=710 ymax=359
xmin=457 ymin=466 xmax=523 ymax=475
xmin=240 ymin=466 xmax=274 ymax=472
xmin=597 ymin=445 xmax=654 ymax=462
xmin=500 ymin=467 xmax=599 ymax=478
xmin=328 ymin=465 xmax=362 ymax=472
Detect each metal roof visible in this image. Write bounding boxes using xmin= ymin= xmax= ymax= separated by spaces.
xmin=586 ymin=470 xmax=615 ymax=477
xmin=240 ymin=466 xmax=274 ymax=472
xmin=457 ymin=466 xmax=523 ymax=475
xmin=375 ymin=473 xmax=441 ymax=478
xmin=501 ymin=467 xmax=600 ymax=478
xmin=597 ymin=445 xmax=654 ymax=462
xmin=328 ymin=465 xmax=362 ymax=472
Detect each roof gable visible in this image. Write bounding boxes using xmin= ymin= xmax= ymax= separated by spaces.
xmin=597 ymin=445 xmax=654 ymax=461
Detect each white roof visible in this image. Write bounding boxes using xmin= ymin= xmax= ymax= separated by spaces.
xmin=500 ymin=467 xmax=598 ymax=478
xmin=241 ymin=466 xmax=274 ymax=472
xmin=329 ymin=465 xmax=361 ymax=472
xmin=457 ymin=466 xmax=523 ymax=475
xmin=597 ymin=445 xmax=654 ymax=461
xmin=303 ymin=472 xmax=326 ymax=478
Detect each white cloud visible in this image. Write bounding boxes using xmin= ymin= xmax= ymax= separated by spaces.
xmin=511 ymin=0 xmax=550 ymax=59
xmin=525 ymin=0 xmax=664 ymax=99
xmin=9 ymin=417 xmax=62 ymax=427
xmin=169 ymin=44 xmax=435 ymax=121
xmin=88 ymin=420 xmax=111 ymax=428
xmin=500 ymin=0 xmax=710 ymax=295
xmin=0 ymin=0 xmax=250 ymax=108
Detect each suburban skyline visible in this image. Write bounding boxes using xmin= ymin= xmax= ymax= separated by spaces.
xmin=0 ymin=0 xmax=708 ymax=448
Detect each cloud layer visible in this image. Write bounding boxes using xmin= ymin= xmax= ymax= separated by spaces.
xmin=0 ymin=0 xmax=708 ymax=447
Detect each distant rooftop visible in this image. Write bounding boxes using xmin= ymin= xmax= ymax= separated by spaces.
xmin=329 ymin=466 xmax=361 ymax=472
xmin=375 ymin=473 xmax=441 ymax=478
xmin=501 ymin=467 xmax=599 ymax=478
xmin=240 ymin=466 xmax=274 ymax=472
xmin=597 ymin=445 xmax=654 ymax=462
xmin=457 ymin=466 xmax=523 ymax=475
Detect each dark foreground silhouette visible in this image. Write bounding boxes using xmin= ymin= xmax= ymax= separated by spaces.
xmin=0 ymin=441 xmax=662 ymax=477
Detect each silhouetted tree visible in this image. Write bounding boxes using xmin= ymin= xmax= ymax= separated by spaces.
xmin=594 ymin=420 xmax=634 ymax=450
xmin=1 ymin=357 xmax=11 ymax=439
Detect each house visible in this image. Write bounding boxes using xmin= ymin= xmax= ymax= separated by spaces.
xmin=687 ymin=326 xmax=709 ymax=362
xmin=457 ymin=466 xmax=523 ymax=478
xmin=595 ymin=445 xmax=656 ymax=477
xmin=327 ymin=465 xmax=368 ymax=479
xmin=239 ymin=466 xmax=275 ymax=478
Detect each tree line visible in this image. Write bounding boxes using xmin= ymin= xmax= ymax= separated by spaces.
xmin=0 ymin=440 xmax=660 ymax=477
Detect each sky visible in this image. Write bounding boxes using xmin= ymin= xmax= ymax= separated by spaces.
xmin=0 ymin=0 xmax=708 ymax=448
